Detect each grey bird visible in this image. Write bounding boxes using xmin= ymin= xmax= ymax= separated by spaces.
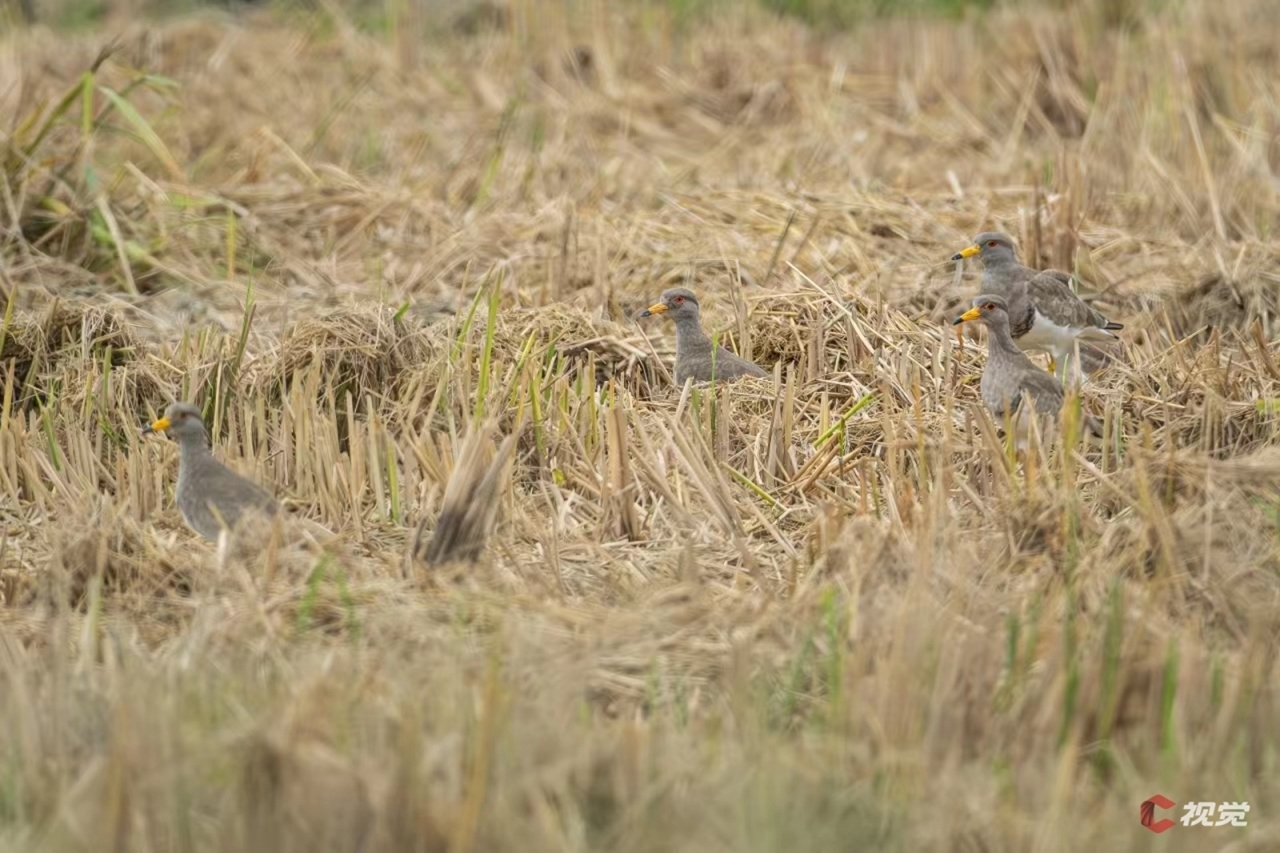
xmin=953 ymin=295 xmax=1099 ymax=451
xmin=638 ymin=287 xmax=770 ymax=385
xmin=142 ymin=401 xmax=280 ymax=542
xmin=951 ymin=232 xmax=1123 ymax=385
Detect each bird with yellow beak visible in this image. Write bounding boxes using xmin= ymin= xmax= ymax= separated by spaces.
xmin=638 ymin=287 xmax=770 ymax=385
xmin=142 ymin=401 xmax=279 ymax=542
xmin=950 ymin=231 xmax=1123 ymax=387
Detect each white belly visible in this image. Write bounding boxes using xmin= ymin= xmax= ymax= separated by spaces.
xmin=1017 ymin=312 xmax=1080 ymax=356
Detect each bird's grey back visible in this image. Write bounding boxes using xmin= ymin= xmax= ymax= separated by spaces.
xmin=676 ymin=345 xmax=768 ymax=383
xmin=1025 ymin=270 xmax=1114 ymax=330
xmin=176 ymin=448 xmax=279 ymax=541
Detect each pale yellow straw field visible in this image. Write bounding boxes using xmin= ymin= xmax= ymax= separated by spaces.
xmin=1 ymin=0 xmax=1279 ymax=850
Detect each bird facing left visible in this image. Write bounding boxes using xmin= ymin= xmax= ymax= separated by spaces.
xmin=142 ymin=401 xmax=281 ymax=543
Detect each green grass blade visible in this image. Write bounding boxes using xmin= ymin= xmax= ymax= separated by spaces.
xmin=97 ymin=85 xmax=184 ymax=179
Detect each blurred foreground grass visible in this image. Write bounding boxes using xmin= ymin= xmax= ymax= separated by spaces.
xmin=1 ymin=0 xmax=1279 ymax=850
xmin=9 ymin=0 xmax=1082 ymax=33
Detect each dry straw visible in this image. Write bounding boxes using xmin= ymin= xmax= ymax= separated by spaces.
xmin=2 ymin=0 xmax=1280 ymax=849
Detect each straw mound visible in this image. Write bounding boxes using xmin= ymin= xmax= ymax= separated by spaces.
xmin=749 ymin=296 xmax=828 ymax=370
xmin=0 ymin=301 xmax=188 ymax=431
xmin=1088 ymin=449 xmax=1280 ymax=643
xmin=4 ymin=494 xmax=189 ymax=630
xmin=253 ymin=306 xmax=443 ymax=406
xmin=5 ymin=3 xmax=1280 ymax=848
xmin=557 ymin=334 xmax=664 ymax=392
xmin=803 ymin=513 xmax=915 ymax=614
xmin=1120 ymin=339 xmax=1277 ymax=457
xmin=48 ymin=509 xmax=185 ymax=604
xmin=1168 ymin=271 xmax=1280 ymax=342
xmin=2 ymin=302 xmax=138 ymax=393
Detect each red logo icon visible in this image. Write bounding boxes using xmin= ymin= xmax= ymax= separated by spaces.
xmin=1142 ymin=795 xmax=1177 ymax=833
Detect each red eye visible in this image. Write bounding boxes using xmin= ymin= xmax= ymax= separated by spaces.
xmin=987 ymin=240 xmax=997 ymax=247
xmin=675 ymin=296 xmax=684 ymax=304
xmin=985 ymin=302 xmax=996 ymax=310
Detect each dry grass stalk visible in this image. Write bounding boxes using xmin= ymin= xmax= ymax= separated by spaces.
xmin=1 ymin=0 xmax=1280 ymax=849
xmin=410 ymin=419 xmax=521 ymax=570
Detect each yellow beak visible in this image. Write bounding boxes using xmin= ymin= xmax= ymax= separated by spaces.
xmin=147 ymin=417 xmax=171 ymax=433
xmin=952 ymin=307 xmax=982 ymax=325
xmin=641 ymin=303 xmax=668 ymax=316
xmin=951 ymin=244 xmax=980 ymax=261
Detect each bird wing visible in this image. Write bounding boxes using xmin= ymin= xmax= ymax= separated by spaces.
xmin=204 ymin=462 xmax=280 ymax=516
xmin=1026 ymin=270 xmax=1116 ymax=331
xmin=981 ymin=359 xmax=1064 ymax=419
xmin=713 ymin=347 xmax=769 ymax=379
xmin=1018 ymin=368 xmax=1066 ymax=416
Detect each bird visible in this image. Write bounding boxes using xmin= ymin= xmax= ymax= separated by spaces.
xmin=141 ymin=401 xmax=280 ymax=543
xmin=951 ymin=232 xmax=1123 ymax=385
xmin=953 ymin=294 xmax=1092 ymax=452
xmin=638 ymin=287 xmax=770 ymax=385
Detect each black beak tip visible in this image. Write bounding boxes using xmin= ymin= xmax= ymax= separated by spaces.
xmin=637 ymin=309 xmax=652 ymax=319
xmin=951 ymin=317 xmax=964 ymax=326
xmin=950 ymin=253 xmax=964 ymax=262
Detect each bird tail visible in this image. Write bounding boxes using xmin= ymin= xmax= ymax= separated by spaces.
xmin=1077 ymin=326 xmax=1120 ymax=343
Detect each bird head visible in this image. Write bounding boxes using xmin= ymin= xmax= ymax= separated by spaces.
xmin=638 ymin=287 xmax=701 ymax=322
xmin=953 ymin=294 xmax=1010 ymax=327
xmin=142 ymin=401 xmax=207 ymax=440
xmin=951 ymin=231 xmax=1018 ymax=265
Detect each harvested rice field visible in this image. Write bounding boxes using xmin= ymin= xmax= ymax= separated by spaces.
xmin=2 ymin=0 xmax=1280 ymax=849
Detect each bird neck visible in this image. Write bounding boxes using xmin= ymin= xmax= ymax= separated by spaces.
xmin=981 ymin=255 xmax=1020 ymax=290
xmin=985 ymin=320 xmax=1023 ymax=357
xmin=673 ymin=316 xmax=713 ymax=353
xmin=176 ymin=431 xmax=213 ymax=462
xmin=984 ymin=253 xmax=1017 ymax=271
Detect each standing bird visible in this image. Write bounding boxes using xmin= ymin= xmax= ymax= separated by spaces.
xmin=953 ymin=295 xmax=1077 ymax=452
xmin=142 ymin=401 xmax=280 ymax=542
xmin=638 ymin=287 xmax=770 ymax=385
xmin=951 ymin=232 xmax=1123 ymax=385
